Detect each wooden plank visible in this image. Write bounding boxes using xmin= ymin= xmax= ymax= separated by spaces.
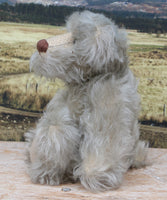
xmin=0 ymin=142 xmax=167 ymax=199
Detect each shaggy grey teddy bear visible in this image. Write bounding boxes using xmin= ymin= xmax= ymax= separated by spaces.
xmin=25 ymin=11 xmax=148 ymax=192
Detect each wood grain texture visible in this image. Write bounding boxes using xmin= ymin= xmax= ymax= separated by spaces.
xmin=0 ymin=142 xmax=167 ymax=200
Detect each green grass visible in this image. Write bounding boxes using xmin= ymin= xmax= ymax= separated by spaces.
xmin=0 ymin=22 xmax=65 ymax=43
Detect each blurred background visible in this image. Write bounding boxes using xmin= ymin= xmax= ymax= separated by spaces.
xmin=0 ymin=0 xmax=167 ymax=147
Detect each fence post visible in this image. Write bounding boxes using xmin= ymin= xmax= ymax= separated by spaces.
xmin=36 ymin=83 xmax=38 ymax=93
xmin=26 ymin=82 xmax=28 ymax=93
xmin=163 ymin=104 xmax=166 ymax=117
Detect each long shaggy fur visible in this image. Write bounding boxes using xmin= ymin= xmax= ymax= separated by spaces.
xmin=25 ymin=11 xmax=148 ymax=192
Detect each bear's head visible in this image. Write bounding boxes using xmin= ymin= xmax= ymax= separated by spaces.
xmin=30 ymin=11 xmax=128 ymax=84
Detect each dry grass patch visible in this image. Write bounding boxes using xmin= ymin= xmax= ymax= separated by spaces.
xmin=0 ymin=42 xmax=31 ymax=75
xmin=129 ymin=51 xmax=167 ymax=121
xmin=128 ymin=30 xmax=167 ymax=121
xmin=0 ymin=74 xmax=64 ymax=112
xmin=128 ymin=30 xmax=167 ymax=46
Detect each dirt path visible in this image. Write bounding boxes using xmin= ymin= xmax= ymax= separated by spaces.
xmin=0 ymin=106 xmax=40 ymax=141
xmin=0 ymin=106 xmax=41 ymax=118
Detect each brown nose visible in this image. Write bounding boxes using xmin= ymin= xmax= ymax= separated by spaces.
xmin=37 ymin=39 xmax=49 ymax=53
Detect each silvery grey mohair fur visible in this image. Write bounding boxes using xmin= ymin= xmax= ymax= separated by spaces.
xmin=25 ymin=11 xmax=148 ymax=192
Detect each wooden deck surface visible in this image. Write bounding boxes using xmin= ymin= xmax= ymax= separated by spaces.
xmin=0 ymin=142 xmax=167 ymax=200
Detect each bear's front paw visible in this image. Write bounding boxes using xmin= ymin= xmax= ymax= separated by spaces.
xmin=32 ymin=172 xmax=62 ymax=186
xmin=74 ymin=166 xmax=123 ymax=192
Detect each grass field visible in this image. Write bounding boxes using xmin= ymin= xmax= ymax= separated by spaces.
xmin=0 ymin=22 xmax=65 ymax=111
xmin=0 ymin=22 xmax=65 ymax=75
xmin=128 ymin=31 xmax=167 ymax=121
xmin=0 ymin=22 xmax=167 ymax=122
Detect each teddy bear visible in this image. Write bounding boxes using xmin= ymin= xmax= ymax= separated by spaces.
xmin=25 ymin=11 xmax=148 ymax=192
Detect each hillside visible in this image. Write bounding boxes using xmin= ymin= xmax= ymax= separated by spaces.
xmin=0 ymin=2 xmax=167 ymax=34
xmin=1 ymin=0 xmax=167 ymax=18
xmin=88 ymin=1 xmax=167 ymax=18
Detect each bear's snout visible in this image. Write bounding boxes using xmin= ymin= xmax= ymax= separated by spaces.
xmin=37 ymin=39 xmax=49 ymax=53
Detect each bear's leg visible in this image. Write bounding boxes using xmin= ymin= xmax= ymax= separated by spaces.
xmin=127 ymin=121 xmax=148 ymax=169
xmin=131 ymin=125 xmax=148 ymax=168
xmin=74 ymin=133 xmax=129 ymax=192
xmin=25 ymin=90 xmax=80 ymax=185
xmin=131 ymin=140 xmax=148 ymax=168
xmin=74 ymin=111 xmax=137 ymax=192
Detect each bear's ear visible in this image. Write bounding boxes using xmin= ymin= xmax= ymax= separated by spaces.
xmin=66 ymin=11 xmax=98 ymax=42
xmin=66 ymin=11 xmax=128 ymax=73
